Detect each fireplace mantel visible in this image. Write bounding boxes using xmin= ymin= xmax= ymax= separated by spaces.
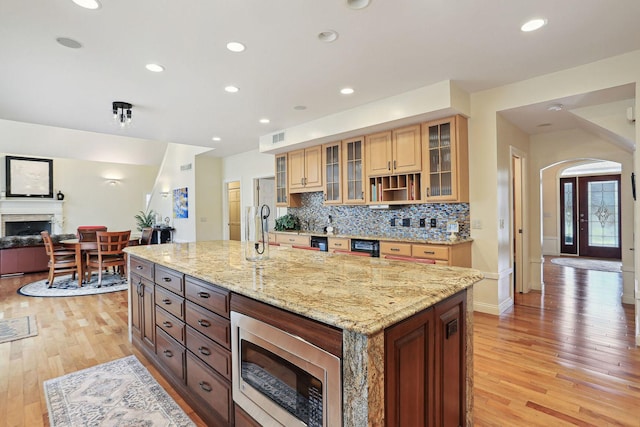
xmin=0 ymin=199 xmax=64 ymax=237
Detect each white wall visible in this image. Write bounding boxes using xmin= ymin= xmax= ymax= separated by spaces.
xmin=195 ymin=155 xmax=223 ymax=241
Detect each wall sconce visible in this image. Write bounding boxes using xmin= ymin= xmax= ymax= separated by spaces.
xmin=107 ymin=179 xmax=120 ymax=186
xmin=160 ymin=191 xmax=170 ymax=198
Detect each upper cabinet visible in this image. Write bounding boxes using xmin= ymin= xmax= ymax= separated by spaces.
xmin=322 ymin=142 xmax=342 ymax=204
xmin=289 ymin=146 xmax=323 ymax=193
xmin=342 ymin=136 xmax=366 ymax=204
xmin=365 ymin=124 xmax=421 ymax=176
xmin=422 ymin=115 xmax=469 ymax=203
xmin=275 ymin=153 xmax=301 ymax=207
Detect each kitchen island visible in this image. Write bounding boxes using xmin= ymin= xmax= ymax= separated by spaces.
xmin=125 ymin=241 xmax=483 ymax=426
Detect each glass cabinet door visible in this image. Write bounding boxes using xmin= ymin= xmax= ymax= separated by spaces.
xmin=323 ymin=143 xmax=341 ymax=204
xmin=275 ymin=154 xmax=287 ymax=206
xmin=427 ymin=121 xmax=452 ymax=198
xmin=342 ymin=137 xmax=365 ymax=204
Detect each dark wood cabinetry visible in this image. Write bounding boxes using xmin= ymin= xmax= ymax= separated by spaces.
xmin=385 ymin=290 xmax=467 ymax=427
xmin=130 ymin=257 xmax=155 ymax=351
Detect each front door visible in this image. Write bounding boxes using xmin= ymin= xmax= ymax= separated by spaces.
xmin=578 ymin=175 xmax=621 ymax=259
xmin=228 ymin=181 xmax=241 ymax=241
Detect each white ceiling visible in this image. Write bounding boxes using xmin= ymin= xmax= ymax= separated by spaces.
xmin=1 ymin=0 xmax=639 ymax=162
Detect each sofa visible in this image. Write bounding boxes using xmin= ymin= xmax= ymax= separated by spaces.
xmin=0 ymin=234 xmax=77 ymax=276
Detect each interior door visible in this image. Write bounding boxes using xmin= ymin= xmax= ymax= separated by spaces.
xmin=560 ymin=177 xmax=577 ymax=255
xmin=228 ymin=181 xmax=241 ymax=241
xmin=578 ymin=175 xmax=621 ymax=259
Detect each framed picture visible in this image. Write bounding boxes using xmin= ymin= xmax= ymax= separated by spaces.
xmin=173 ymin=187 xmax=189 ymax=219
xmin=5 ymin=156 xmax=54 ymax=198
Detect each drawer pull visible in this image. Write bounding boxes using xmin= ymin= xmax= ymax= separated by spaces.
xmin=162 ymin=298 xmax=171 ymax=305
xmin=390 ymin=248 xmax=400 ymax=252
xmin=198 ymin=319 xmax=211 ymax=328
xmin=198 ymin=346 xmax=211 ymax=356
xmin=136 ymin=265 xmax=143 ymax=270
xmin=199 ymin=381 xmax=212 ymax=392
xmin=335 ymin=243 xmax=342 ymax=247
xmin=288 ymin=238 xmax=295 ymax=242
xmin=162 ymin=277 xmax=172 ymax=282
xmin=163 ymin=321 xmax=172 ymax=328
xmin=423 ymin=251 xmax=435 ymax=255
xmin=198 ymin=292 xmax=210 ymax=299
xmin=163 ymin=349 xmax=173 ymax=358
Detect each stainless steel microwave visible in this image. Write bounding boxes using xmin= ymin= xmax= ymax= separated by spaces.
xmin=231 ymin=312 xmax=342 ymax=426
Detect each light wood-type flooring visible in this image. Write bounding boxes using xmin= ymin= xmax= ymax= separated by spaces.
xmin=0 ymin=260 xmax=638 ymax=426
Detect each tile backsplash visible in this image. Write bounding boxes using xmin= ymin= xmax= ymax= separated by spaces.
xmin=288 ymin=192 xmax=470 ymax=241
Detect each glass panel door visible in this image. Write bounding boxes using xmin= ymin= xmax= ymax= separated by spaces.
xmin=578 ymin=175 xmax=621 ymax=259
xmin=559 ymin=178 xmax=577 ymax=254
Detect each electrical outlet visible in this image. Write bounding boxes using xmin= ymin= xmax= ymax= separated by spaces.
xmin=390 ymin=218 xmax=396 ymax=227
xmin=419 ymin=218 xmax=426 ymax=228
xmin=430 ymin=218 xmax=437 ymax=228
xmin=402 ymin=218 xmax=410 ymax=227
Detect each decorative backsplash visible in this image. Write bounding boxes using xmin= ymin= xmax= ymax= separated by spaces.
xmin=288 ymin=192 xmax=470 ymax=241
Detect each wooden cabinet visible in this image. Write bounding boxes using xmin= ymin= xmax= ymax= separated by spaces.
xmin=322 ymin=141 xmax=342 ymax=204
xmin=385 ymin=290 xmax=466 ymax=427
xmin=422 ymin=115 xmax=469 ymax=202
xmin=366 ymin=125 xmax=421 ymax=177
xmin=289 ymin=146 xmax=323 ymax=192
xmin=130 ymin=256 xmax=155 ymax=351
xmin=328 ymin=237 xmax=349 ymax=251
xmin=0 ymin=246 xmax=49 ymax=276
xmin=275 ymin=153 xmax=288 ymax=207
xmin=380 ymin=241 xmax=412 ymax=257
xmin=342 ymin=136 xmax=366 ymax=204
xmin=381 ymin=241 xmax=471 ymax=267
xmin=275 ymin=233 xmax=310 ymax=247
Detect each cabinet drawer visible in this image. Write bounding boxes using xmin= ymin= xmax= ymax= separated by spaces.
xmin=275 ymin=233 xmax=310 ymax=246
xmin=186 ymin=326 xmax=231 ymax=381
xmin=155 ymin=265 xmax=184 ymax=295
xmin=186 ymin=352 xmax=232 ymax=425
xmin=155 ymin=285 xmax=185 ymax=319
xmin=186 ymin=301 xmax=231 ymax=350
xmin=328 ymin=237 xmax=349 ymax=250
xmin=156 ymin=327 xmax=185 ymax=382
xmin=412 ymin=244 xmax=449 ymax=261
xmin=156 ymin=307 xmax=185 ymax=345
xmin=130 ymin=256 xmax=154 ymax=281
xmin=380 ymin=241 xmax=412 ymax=257
xmin=185 ymin=277 xmax=230 ymax=319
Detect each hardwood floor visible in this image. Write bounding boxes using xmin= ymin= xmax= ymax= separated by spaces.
xmin=1 ymin=261 xmax=638 ymax=426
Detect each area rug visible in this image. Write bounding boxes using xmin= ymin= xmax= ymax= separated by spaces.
xmin=18 ymin=273 xmax=127 ymax=298
xmin=0 ymin=315 xmax=38 ymax=344
xmin=550 ymin=257 xmax=622 ymax=272
xmin=44 ymin=355 xmax=195 ymax=427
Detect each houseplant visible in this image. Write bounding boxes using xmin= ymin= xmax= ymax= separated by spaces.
xmin=274 ymin=213 xmax=300 ymax=231
xmin=134 ymin=209 xmax=156 ymax=232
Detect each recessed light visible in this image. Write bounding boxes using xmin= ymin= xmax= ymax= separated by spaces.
xmin=318 ymin=30 xmax=339 ymax=43
xmin=259 ymin=118 xmax=270 ymax=124
xmin=145 ymin=63 xmax=165 ymax=73
xmin=212 ymin=137 xmax=221 ymax=141
xmin=56 ymin=37 xmax=83 ymax=49
xmin=225 ymin=86 xmax=239 ymax=93
xmin=72 ymin=0 xmax=101 ymax=9
xmin=340 ymin=87 xmax=354 ymax=95
xmin=521 ymin=18 xmax=547 ymax=32
xmin=294 ymin=105 xmax=307 ymax=111
xmin=226 ymin=42 xmax=246 ymax=52
xmin=347 ymin=0 xmax=370 ymax=10
xmin=547 ymin=104 xmax=563 ymax=112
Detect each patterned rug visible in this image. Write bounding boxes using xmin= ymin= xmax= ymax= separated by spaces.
xmin=550 ymin=257 xmax=622 ymax=273
xmin=44 ymin=355 xmax=195 ymax=427
xmin=0 ymin=315 xmax=38 ymax=344
xmin=18 ymin=273 xmax=127 ymax=298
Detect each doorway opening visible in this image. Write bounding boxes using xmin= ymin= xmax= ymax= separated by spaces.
xmin=228 ymin=181 xmax=240 ymax=241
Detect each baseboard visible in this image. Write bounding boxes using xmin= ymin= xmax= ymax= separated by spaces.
xmin=473 ymin=297 xmax=513 ymax=315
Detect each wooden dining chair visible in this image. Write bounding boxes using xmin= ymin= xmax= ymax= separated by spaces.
xmin=41 ymin=231 xmax=78 ymax=288
xmin=77 ymin=226 xmax=107 ymax=242
xmin=85 ymin=230 xmax=131 ymax=287
xmin=139 ymin=227 xmax=154 ymax=245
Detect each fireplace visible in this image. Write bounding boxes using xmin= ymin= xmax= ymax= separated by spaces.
xmin=5 ymin=220 xmax=52 ymax=236
xmin=0 ymin=199 xmax=64 ymax=237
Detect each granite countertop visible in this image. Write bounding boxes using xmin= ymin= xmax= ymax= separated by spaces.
xmin=272 ymin=230 xmax=473 ymax=246
xmin=125 ymin=241 xmax=482 ymax=336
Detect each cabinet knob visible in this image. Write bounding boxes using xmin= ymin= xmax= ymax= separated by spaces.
xmin=163 ymin=349 xmax=173 ymax=358
xmin=162 ymin=277 xmax=172 ymax=282
xmin=199 ymin=381 xmax=212 ymax=392
xmin=163 ymin=321 xmax=172 ymax=328
xmin=198 ymin=319 xmax=211 ymax=328
xmin=198 ymin=346 xmax=211 ymax=356
xmin=162 ymin=298 xmax=171 ymax=305
xmin=136 ymin=265 xmax=143 ymax=270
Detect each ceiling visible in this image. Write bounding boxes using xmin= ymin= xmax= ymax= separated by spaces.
xmin=1 ymin=0 xmax=639 ymax=162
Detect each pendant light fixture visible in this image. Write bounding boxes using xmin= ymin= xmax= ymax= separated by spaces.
xmin=112 ymin=101 xmax=133 ymax=127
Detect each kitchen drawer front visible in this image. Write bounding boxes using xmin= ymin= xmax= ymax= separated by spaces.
xmin=154 ymin=265 xmax=184 ymax=295
xmin=380 ymin=241 xmax=412 ymax=257
xmin=275 ymin=233 xmax=310 ymax=246
xmin=412 ymin=244 xmax=449 ymax=261
xmin=186 ymin=326 xmax=232 ymax=381
xmin=130 ymin=256 xmax=154 ymax=281
xmin=186 ymin=352 xmax=232 ymax=425
xmin=328 ymin=237 xmax=349 ymax=250
xmin=156 ymin=307 xmax=186 ymax=345
xmin=156 ymin=327 xmax=185 ymax=382
xmin=186 ymin=301 xmax=231 ymax=350
xmin=155 ymin=285 xmax=185 ymax=319
xmin=185 ymin=277 xmax=230 ymax=319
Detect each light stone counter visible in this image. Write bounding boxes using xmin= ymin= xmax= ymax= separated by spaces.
xmin=125 ymin=240 xmax=482 ymax=336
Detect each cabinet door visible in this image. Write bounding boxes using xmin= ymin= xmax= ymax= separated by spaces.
xmin=130 ymin=275 xmax=143 ymax=340
xmin=275 ymin=154 xmax=288 ymax=206
xmin=342 ymin=137 xmax=366 ymax=204
xmin=385 ymin=307 xmax=435 ymax=427
xmin=288 ymin=149 xmax=306 ymax=191
xmin=141 ymin=280 xmax=155 ymax=349
xmin=304 ymin=145 xmax=323 ymax=190
xmin=392 ymin=124 xmax=422 ymax=173
xmin=322 ymin=142 xmax=342 ymax=204
xmin=365 ymin=131 xmax=392 ymax=176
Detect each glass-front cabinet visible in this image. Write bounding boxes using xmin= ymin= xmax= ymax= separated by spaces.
xmin=422 ymin=115 xmax=469 ymax=202
xmin=275 ymin=154 xmax=288 ymax=207
xmin=322 ymin=142 xmax=342 ymax=204
xmin=342 ymin=136 xmax=366 ymax=204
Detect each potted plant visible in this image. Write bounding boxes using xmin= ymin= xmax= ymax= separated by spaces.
xmin=274 ymin=213 xmax=300 ymax=231
xmin=134 ymin=209 xmax=156 ymax=232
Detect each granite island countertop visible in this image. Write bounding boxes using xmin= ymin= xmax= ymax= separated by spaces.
xmin=125 ymin=240 xmax=482 ymax=335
